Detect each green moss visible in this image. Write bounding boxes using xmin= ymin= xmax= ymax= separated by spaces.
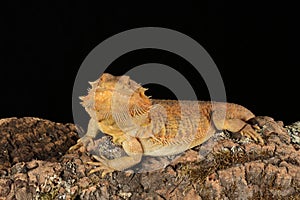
xmin=39 ymin=189 xmax=59 ymax=200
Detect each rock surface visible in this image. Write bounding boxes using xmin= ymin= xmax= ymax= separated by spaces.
xmin=0 ymin=117 xmax=299 ymax=199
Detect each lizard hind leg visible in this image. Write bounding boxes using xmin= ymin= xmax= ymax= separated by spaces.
xmin=239 ymin=124 xmax=264 ymax=144
xmin=212 ymin=111 xmax=264 ymax=144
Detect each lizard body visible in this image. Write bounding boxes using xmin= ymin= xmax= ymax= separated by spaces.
xmin=70 ymin=73 xmax=264 ymax=176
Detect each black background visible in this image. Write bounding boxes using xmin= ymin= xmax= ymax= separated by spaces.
xmin=2 ymin=1 xmax=299 ymax=124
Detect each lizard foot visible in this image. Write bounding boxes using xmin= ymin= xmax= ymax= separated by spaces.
xmin=240 ymin=124 xmax=264 ymax=145
xmin=68 ymin=135 xmax=94 ymax=152
xmin=85 ymin=155 xmax=116 ymax=178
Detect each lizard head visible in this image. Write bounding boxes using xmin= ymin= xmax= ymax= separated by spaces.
xmin=80 ymin=73 xmax=152 ymax=121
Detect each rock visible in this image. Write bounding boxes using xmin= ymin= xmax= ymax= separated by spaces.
xmin=0 ymin=116 xmax=300 ymax=199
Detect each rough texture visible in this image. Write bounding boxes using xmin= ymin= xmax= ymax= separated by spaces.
xmin=0 ymin=116 xmax=300 ymax=199
xmin=0 ymin=117 xmax=78 ymax=176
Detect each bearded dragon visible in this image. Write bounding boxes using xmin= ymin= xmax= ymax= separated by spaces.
xmin=70 ymin=73 xmax=264 ymax=176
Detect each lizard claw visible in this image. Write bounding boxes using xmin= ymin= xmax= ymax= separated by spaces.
xmin=252 ymin=124 xmax=261 ymax=130
xmin=240 ymin=124 xmax=264 ymax=145
xmin=85 ymin=155 xmax=116 ymax=178
xmin=69 ymin=136 xmax=94 ymax=152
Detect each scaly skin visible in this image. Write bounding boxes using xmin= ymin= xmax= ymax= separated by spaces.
xmin=70 ymin=73 xmax=264 ymax=177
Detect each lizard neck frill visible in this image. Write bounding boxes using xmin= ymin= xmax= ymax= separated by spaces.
xmin=96 ymin=89 xmax=152 ymax=137
xmin=79 ymin=78 xmax=100 ymax=119
xmin=80 ymin=73 xmax=153 ymax=138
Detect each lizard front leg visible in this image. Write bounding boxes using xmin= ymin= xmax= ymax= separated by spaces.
xmin=69 ymin=118 xmax=99 ymax=151
xmin=86 ymin=136 xmax=143 ymax=177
